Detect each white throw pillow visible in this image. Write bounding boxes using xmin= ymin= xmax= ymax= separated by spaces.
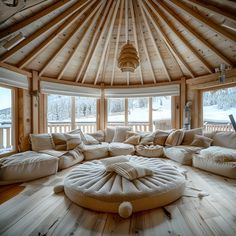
xmin=30 ymin=133 xmax=55 ymax=151
xmin=112 ymin=126 xmax=131 ymax=142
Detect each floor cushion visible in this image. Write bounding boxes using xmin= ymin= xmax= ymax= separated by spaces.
xmin=63 ymin=156 xmax=185 ymax=217
xmin=193 ymin=155 xmax=236 ymax=179
xmin=136 ymin=145 xmax=164 ymax=158
xmin=0 ymin=151 xmax=58 ymax=185
xmin=82 ymin=143 xmax=109 ymax=161
xmin=109 ymin=142 xmax=135 ymax=156
xmin=164 ymin=145 xmax=202 ymax=165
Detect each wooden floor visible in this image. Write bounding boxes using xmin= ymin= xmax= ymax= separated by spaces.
xmin=0 ymin=160 xmax=236 ymax=236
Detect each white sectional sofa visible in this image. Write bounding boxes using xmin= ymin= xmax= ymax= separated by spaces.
xmin=0 ymin=126 xmax=236 ymax=185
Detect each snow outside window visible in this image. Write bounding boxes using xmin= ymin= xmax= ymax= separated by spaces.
xmin=107 ymin=98 xmax=125 ymax=125
xmin=203 ymin=87 xmax=236 ymax=131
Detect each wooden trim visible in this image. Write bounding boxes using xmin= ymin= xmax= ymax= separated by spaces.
xmin=111 ymin=0 xmax=124 ymax=86
xmin=125 ymin=98 xmax=128 ymax=126
xmin=187 ymin=0 xmax=236 ymax=24
xmin=168 ymin=0 xmax=236 ymax=43
xmin=139 ymin=0 xmax=171 ymax=81
xmin=94 ymin=0 xmax=120 ymax=85
xmin=0 ymin=0 xmax=71 ymax=40
xmin=32 ymin=71 xmax=39 ymax=134
xmin=180 ymin=77 xmax=186 ymax=128
xmin=75 ymin=0 xmax=112 ymax=83
xmin=0 ymin=62 xmax=32 ymax=77
xmin=155 ymin=0 xmax=233 ymax=66
xmin=130 ymin=0 xmax=144 ymax=85
xmin=57 ymin=1 xmax=103 ymax=80
xmin=0 ymin=0 xmax=89 ymax=62
xmin=135 ymin=1 xmax=156 ymax=84
xmin=71 ymin=96 xmax=76 ymax=130
xmin=149 ymin=97 xmax=153 ymax=131
xmin=149 ymin=0 xmax=213 ymax=74
xmin=142 ymin=0 xmax=195 ymax=78
xmin=18 ymin=0 xmax=97 ymax=69
xmin=100 ymin=89 xmax=105 ymax=130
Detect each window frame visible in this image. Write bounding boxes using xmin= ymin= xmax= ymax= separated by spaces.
xmin=0 ymin=84 xmax=18 ymax=157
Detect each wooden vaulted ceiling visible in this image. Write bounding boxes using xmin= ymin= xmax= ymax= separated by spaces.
xmin=0 ymin=0 xmax=235 ymax=88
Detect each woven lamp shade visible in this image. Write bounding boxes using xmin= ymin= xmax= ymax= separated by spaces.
xmin=118 ymin=42 xmax=139 ymax=72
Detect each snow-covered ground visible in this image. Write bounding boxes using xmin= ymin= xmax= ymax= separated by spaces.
xmin=203 ymin=105 xmax=236 ymax=123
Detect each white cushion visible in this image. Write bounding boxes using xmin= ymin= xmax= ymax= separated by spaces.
xmin=165 ymin=130 xmax=185 ymax=146
xmin=0 ymin=151 xmax=58 ymax=185
xmin=212 ymin=131 xmax=236 ymax=149
xmin=64 ymin=156 xmax=185 ymax=214
xmin=30 ymin=133 xmax=54 ymax=151
xmin=193 ymin=155 xmax=236 ymax=179
xmin=82 ymin=142 xmax=109 ymax=161
xmin=182 ymin=128 xmax=203 ymax=145
xmin=136 ymin=145 xmax=164 ymax=158
xmin=109 ymin=142 xmax=135 ymax=156
xmin=87 ymin=130 xmax=105 ymax=143
xmin=105 ymin=127 xmax=115 ymax=143
xmin=164 ymin=145 xmax=202 ymax=165
xmin=112 ymin=126 xmax=131 ymax=142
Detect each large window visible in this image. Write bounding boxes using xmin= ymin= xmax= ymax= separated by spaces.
xmin=203 ymin=87 xmax=236 ymax=131
xmin=107 ymin=98 xmax=125 ymax=125
xmin=47 ymin=95 xmax=97 ymax=133
xmin=0 ymin=86 xmax=15 ymax=154
xmin=107 ymin=96 xmax=172 ymax=131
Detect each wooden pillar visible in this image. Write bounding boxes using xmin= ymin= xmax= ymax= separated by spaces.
xmin=71 ymin=96 xmax=76 ymax=130
xmin=100 ymin=88 xmax=105 ymax=130
xmin=125 ymin=98 xmax=128 ymax=126
xmin=180 ymin=77 xmax=186 ymax=128
xmin=31 ymin=71 xmax=39 ymax=134
xmin=149 ymin=97 xmax=153 ymax=131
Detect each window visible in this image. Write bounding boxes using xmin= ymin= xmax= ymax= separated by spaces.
xmin=107 ymin=96 xmax=172 ymax=131
xmin=0 ymin=86 xmax=15 ymax=154
xmin=152 ymin=96 xmax=172 ymax=130
xmin=203 ymin=87 xmax=236 ymax=132
xmin=47 ymin=95 xmax=97 ymax=133
xmin=107 ymin=98 xmax=125 ymax=126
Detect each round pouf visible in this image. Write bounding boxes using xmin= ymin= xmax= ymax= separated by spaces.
xmin=64 ymin=156 xmax=185 ymax=217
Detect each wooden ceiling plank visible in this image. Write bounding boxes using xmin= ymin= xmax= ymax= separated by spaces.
xmin=75 ymin=0 xmax=112 ymax=82
xmin=57 ymin=2 xmax=103 ymax=80
xmin=18 ymin=0 xmax=97 ymax=69
xmin=139 ymin=0 xmax=171 ymax=81
xmin=130 ymin=0 xmax=144 ymax=85
xmin=135 ymin=1 xmax=156 ymax=83
xmin=111 ymin=0 xmax=124 ymax=86
xmin=142 ymin=1 xmax=195 ymax=78
xmin=149 ymin=0 xmax=213 ymax=74
xmin=0 ymin=0 xmax=89 ymax=63
xmin=155 ymin=0 xmax=233 ymax=67
xmin=187 ymin=0 xmax=236 ymax=24
xmin=167 ymin=0 xmax=236 ymax=43
xmin=0 ymin=0 xmax=71 ymax=40
xmin=101 ymin=42 xmax=111 ymax=84
xmin=94 ymin=0 xmax=121 ymax=85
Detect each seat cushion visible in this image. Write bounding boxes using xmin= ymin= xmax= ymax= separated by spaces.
xmin=109 ymin=142 xmax=135 ymax=156
xmin=193 ymin=155 xmax=236 ymax=179
xmin=82 ymin=143 xmax=109 ymax=161
xmin=0 ymin=151 xmax=58 ymax=185
xmin=164 ymin=145 xmax=202 ymax=165
xmin=136 ymin=145 xmax=164 ymax=158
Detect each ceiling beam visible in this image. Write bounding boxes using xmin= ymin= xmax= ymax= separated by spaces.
xmin=155 ymin=0 xmax=233 ymax=67
xmin=139 ymin=0 xmax=171 ymax=81
xmin=101 ymin=42 xmax=111 ymax=84
xmin=111 ymin=0 xmax=124 ymax=86
xmin=94 ymin=0 xmax=120 ymax=85
xmin=0 ymin=0 xmax=89 ymax=63
xmin=186 ymin=0 xmax=236 ymax=24
xmin=167 ymin=0 xmax=236 ymax=43
xmin=0 ymin=0 xmax=71 ymax=40
xmin=130 ymin=0 xmax=144 ymax=85
xmin=75 ymin=0 xmax=114 ymax=83
xmin=18 ymin=0 xmax=97 ymax=69
xmin=135 ymin=1 xmax=156 ymax=84
xmin=57 ymin=2 xmax=103 ymax=80
xmin=148 ymin=0 xmax=213 ymax=74
xmin=142 ymin=1 xmax=195 ymax=78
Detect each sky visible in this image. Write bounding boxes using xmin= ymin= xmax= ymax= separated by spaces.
xmin=0 ymin=87 xmax=11 ymax=110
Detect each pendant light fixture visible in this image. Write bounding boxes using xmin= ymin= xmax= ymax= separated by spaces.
xmin=118 ymin=0 xmax=139 ymax=72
